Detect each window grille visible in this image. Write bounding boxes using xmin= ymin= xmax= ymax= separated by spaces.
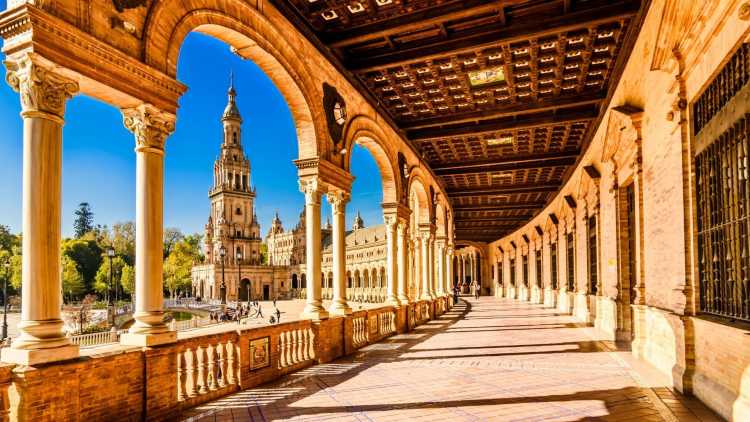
xmin=551 ymin=242 xmax=559 ymax=290
xmin=567 ymin=232 xmax=575 ymax=291
xmin=536 ymin=249 xmax=542 ymax=287
xmin=588 ymin=216 xmax=598 ymax=295
xmin=695 ymin=43 xmax=750 ymax=322
xmin=696 ymin=115 xmax=750 ymax=322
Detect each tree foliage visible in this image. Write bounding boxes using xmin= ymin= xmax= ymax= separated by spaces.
xmin=163 ymin=238 xmax=202 ymax=297
xmin=62 ymin=255 xmax=85 ymax=300
xmin=61 ymin=238 xmax=102 ymax=291
xmin=94 ymin=256 xmax=126 ymax=296
xmin=73 ymin=202 xmax=95 ymax=238
xmin=120 ymin=264 xmax=135 ymax=295
xmin=163 ymin=227 xmax=184 ymax=258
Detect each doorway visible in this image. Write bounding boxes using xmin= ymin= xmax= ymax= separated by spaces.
xmin=239 ymin=279 xmax=251 ymax=302
xmin=263 ymin=285 xmax=270 ymax=301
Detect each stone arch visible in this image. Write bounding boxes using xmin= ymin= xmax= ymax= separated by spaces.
xmin=435 ymin=202 xmax=447 ymax=238
xmin=408 ymin=171 xmax=432 ymax=226
xmin=142 ymin=1 xmax=325 ymax=159
xmin=341 ymin=115 xmax=401 ymax=204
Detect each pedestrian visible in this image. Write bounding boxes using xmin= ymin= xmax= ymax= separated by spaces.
xmin=257 ymin=304 xmax=264 ymax=319
xmin=275 ymin=307 xmax=281 ymax=323
xmin=473 ymin=281 xmax=480 ymax=299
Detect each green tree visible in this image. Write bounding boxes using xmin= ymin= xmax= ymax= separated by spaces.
xmin=163 ymin=239 xmax=201 ymax=298
xmin=73 ymin=202 xmax=95 ymax=238
xmin=0 ymin=225 xmax=19 ymax=252
xmin=61 ymin=238 xmax=102 ymax=291
xmin=111 ymin=222 xmax=136 ymax=264
xmin=259 ymin=243 xmax=268 ymax=265
xmin=120 ymin=264 xmax=135 ymax=296
xmin=163 ymin=227 xmax=184 ymax=258
xmin=7 ymin=246 xmax=21 ymax=290
xmin=94 ymin=256 xmax=126 ymax=296
xmin=62 ymin=255 xmax=85 ymax=301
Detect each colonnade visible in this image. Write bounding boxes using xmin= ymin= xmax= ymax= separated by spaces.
xmin=1 ymin=54 xmax=456 ymax=366
xmin=454 ymin=249 xmax=479 ymax=290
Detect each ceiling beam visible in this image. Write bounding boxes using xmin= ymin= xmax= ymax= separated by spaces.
xmin=407 ymin=108 xmax=597 ymax=141
xmin=447 ymin=183 xmax=560 ymax=197
xmin=346 ymin=1 xmax=640 ymax=72
xmin=328 ymin=1 xmax=512 ymax=48
xmin=455 ymin=216 xmax=529 ymax=222
xmin=401 ymin=95 xmax=602 ymax=131
xmin=433 ymin=152 xmax=578 ymax=176
xmin=453 ymin=202 xmax=546 ymax=212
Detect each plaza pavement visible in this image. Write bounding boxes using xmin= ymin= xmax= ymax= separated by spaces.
xmin=181 ymin=297 xmax=720 ymax=422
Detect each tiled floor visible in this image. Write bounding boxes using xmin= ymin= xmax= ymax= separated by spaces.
xmin=180 ymin=297 xmax=722 ymax=422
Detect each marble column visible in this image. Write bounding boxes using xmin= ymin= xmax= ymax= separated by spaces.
xmin=119 ymin=104 xmax=177 ymax=347
xmin=299 ymin=178 xmax=328 ymax=320
xmin=1 ymin=55 xmax=79 ymax=365
xmin=446 ymin=246 xmax=454 ymax=297
xmin=397 ymin=220 xmax=410 ymax=303
xmin=419 ymin=231 xmax=432 ymax=301
xmin=327 ymin=191 xmax=351 ymax=315
xmin=435 ymin=240 xmax=445 ymax=296
xmin=384 ymin=215 xmax=400 ymax=306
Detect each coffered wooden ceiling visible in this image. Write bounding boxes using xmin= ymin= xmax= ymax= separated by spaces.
xmin=270 ymin=0 xmax=648 ymax=242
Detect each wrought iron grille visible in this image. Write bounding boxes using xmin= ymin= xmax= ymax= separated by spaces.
xmin=567 ymin=232 xmax=575 ymax=291
xmin=510 ymin=259 xmax=516 ymax=286
xmin=536 ymin=249 xmax=542 ymax=287
xmin=522 ymin=254 xmax=529 ymax=287
xmin=693 ymin=44 xmax=750 ymax=135
xmin=696 ymin=114 xmax=750 ymax=322
xmin=588 ymin=216 xmax=598 ymax=295
xmin=551 ymin=242 xmax=559 ymax=290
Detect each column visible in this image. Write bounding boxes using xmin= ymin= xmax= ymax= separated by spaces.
xmin=299 ymin=178 xmax=328 ymax=320
xmin=419 ymin=231 xmax=432 ymax=301
xmin=1 ymin=55 xmax=79 ymax=365
xmin=327 ymin=191 xmax=351 ymax=315
xmin=397 ymin=220 xmax=410 ymax=303
xmin=435 ymin=240 xmax=445 ymax=296
xmin=120 ymin=104 xmax=177 ymax=347
xmin=384 ymin=215 xmax=400 ymax=306
xmin=446 ymin=246 xmax=454 ymax=297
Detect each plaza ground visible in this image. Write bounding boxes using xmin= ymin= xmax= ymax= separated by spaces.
xmin=180 ymin=297 xmax=721 ymax=421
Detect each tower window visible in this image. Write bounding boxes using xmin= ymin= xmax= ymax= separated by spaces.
xmin=236 ymin=207 xmax=242 ymax=215
xmin=233 ymin=132 xmax=238 ymax=144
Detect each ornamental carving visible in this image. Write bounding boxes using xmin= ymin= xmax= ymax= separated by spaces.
xmin=326 ymin=190 xmax=349 ymax=213
xmin=122 ymin=104 xmax=175 ymax=152
xmin=298 ymin=177 xmax=322 ymax=204
xmin=4 ymin=55 xmax=79 ymax=118
xmin=112 ymin=0 xmax=148 ymax=13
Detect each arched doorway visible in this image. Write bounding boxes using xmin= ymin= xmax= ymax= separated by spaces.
xmin=291 ymin=273 xmax=298 ymax=289
xmin=239 ymin=278 xmax=251 ymax=302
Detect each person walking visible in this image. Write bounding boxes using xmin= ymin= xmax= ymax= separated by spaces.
xmin=473 ymin=281 xmax=480 ymax=299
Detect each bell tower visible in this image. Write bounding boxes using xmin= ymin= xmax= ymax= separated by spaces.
xmin=205 ymin=75 xmax=262 ymax=266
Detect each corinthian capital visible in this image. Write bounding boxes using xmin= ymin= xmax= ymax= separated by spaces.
xmin=4 ymin=54 xmax=79 ymax=119
xmin=326 ymin=190 xmax=349 ymax=213
xmin=122 ymin=104 xmax=175 ymax=153
xmin=383 ymin=214 xmax=398 ymax=229
xmin=299 ymin=177 xmax=322 ymax=205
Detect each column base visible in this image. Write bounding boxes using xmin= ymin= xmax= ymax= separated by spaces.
xmin=329 ymin=302 xmax=352 ymax=316
xmin=2 ymin=343 xmax=79 ymax=366
xmin=120 ymin=331 xmax=177 ymax=347
xmin=300 ymin=308 xmax=329 ymax=321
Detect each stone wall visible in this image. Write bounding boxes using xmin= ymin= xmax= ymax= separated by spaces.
xmin=488 ymin=1 xmax=750 ymax=420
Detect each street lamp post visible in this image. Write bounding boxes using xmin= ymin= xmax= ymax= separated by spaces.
xmin=236 ymin=250 xmax=243 ymax=304
xmin=107 ymin=247 xmax=115 ymax=327
xmin=219 ymin=246 xmax=227 ymax=305
xmin=2 ymin=261 xmax=10 ymax=341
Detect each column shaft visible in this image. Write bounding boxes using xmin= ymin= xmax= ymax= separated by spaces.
xmin=328 ymin=192 xmax=350 ymax=315
xmin=397 ymin=221 xmax=410 ymax=303
xmin=2 ymin=56 xmax=80 ymax=365
xmin=300 ymin=178 xmax=327 ymax=320
xmin=385 ymin=216 xmax=399 ymax=306
xmin=121 ymin=104 xmax=176 ymax=347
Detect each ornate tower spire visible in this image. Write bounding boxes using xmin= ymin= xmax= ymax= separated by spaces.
xmin=353 ymin=211 xmax=365 ymax=230
xmin=222 ymin=70 xmax=242 ymax=123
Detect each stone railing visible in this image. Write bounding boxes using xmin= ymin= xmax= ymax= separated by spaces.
xmin=177 ymin=334 xmax=239 ymax=403
xmin=278 ymin=326 xmax=315 ymax=369
xmin=2 ymin=297 xmax=446 ymax=420
xmin=69 ymin=328 xmax=123 ymax=347
xmin=170 ymin=317 xmax=213 ymax=331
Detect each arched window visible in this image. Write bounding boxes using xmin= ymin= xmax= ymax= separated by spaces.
xmin=232 ymin=132 xmax=238 ymax=144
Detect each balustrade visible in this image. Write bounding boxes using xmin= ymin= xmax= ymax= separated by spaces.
xmin=351 ymin=316 xmax=367 ymax=349
xmin=278 ymin=326 xmax=315 ymax=369
xmin=177 ymin=337 xmax=238 ymax=402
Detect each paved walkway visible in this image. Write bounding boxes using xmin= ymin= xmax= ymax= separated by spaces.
xmin=181 ymin=297 xmax=721 ymax=422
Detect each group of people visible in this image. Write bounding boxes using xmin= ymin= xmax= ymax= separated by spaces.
xmin=208 ymin=300 xmax=283 ymax=325
xmin=452 ymin=280 xmax=481 ymax=304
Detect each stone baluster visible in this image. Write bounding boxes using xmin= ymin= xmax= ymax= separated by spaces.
xmin=285 ymin=331 xmax=293 ymax=366
xmin=278 ymin=334 xmax=287 ymax=368
xmin=177 ymin=350 xmax=186 ymax=401
xmin=207 ymin=344 xmax=217 ymax=391
xmin=196 ymin=345 xmax=207 ymax=395
xmin=226 ymin=340 xmax=236 ymax=385
xmin=185 ymin=348 xmax=197 ymax=397
xmin=217 ymin=342 xmax=226 ymax=388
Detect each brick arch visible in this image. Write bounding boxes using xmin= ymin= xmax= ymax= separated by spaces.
xmin=341 ymin=115 xmax=400 ymax=205
xmin=142 ymin=1 xmax=325 ymax=159
xmin=408 ymin=168 xmax=433 ymax=226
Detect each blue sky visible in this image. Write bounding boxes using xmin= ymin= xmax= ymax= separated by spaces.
xmin=0 ymin=31 xmax=383 ymax=237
